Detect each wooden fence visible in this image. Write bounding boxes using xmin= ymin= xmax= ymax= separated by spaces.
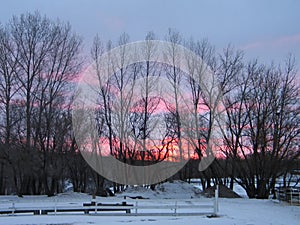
xmin=276 ymin=187 xmax=300 ymax=205
xmin=0 ymin=186 xmax=219 ymax=217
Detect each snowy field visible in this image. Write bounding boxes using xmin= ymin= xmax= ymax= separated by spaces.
xmin=0 ymin=182 xmax=299 ymax=225
xmin=0 ymin=198 xmax=299 ymax=225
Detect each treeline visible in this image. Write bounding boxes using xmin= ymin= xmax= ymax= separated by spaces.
xmin=0 ymin=12 xmax=299 ymax=198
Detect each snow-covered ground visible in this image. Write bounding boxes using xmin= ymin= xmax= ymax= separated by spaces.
xmin=0 ymin=181 xmax=299 ymax=225
xmin=0 ymin=198 xmax=298 ymax=225
xmin=118 ymin=180 xmax=202 ymax=199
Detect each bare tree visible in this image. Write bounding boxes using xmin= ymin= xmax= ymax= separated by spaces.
xmin=223 ymin=57 xmax=300 ymax=198
xmin=0 ymin=12 xmax=82 ymax=195
xmin=184 ymin=38 xmax=216 ymax=187
xmin=164 ymin=29 xmax=185 ymax=164
xmin=0 ymin=24 xmax=21 ymax=194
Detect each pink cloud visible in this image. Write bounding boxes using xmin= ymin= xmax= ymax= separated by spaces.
xmin=241 ymin=33 xmax=300 ymax=50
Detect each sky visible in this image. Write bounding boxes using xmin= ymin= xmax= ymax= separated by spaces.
xmin=0 ymin=0 xmax=300 ymax=65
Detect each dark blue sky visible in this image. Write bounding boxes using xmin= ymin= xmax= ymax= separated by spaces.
xmin=1 ymin=0 xmax=300 ymax=64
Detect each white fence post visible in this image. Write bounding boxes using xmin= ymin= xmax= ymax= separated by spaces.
xmin=54 ymin=197 xmax=57 ymax=215
xmin=214 ymin=185 xmax=219 ymax=215
xmin=135 ymin=201 xmax=138 ymax=214
xmin=12 ymin=202 xmax=15 ymax=216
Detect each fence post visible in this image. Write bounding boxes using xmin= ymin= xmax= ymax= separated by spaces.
xmin=54 ymin=197 xmax=57 ymax=215
xmin=12 ymin=202 xmax=15 ymax=216
xmin=135 ymin=201 xmax=138 ymax=214
xmin=290 ymin=189 xmax=293 ymax=206
xmin=214 ymin=185 xmax=219 ymax=215
xmin=174 ymin=201 xmax=177 ymax=215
